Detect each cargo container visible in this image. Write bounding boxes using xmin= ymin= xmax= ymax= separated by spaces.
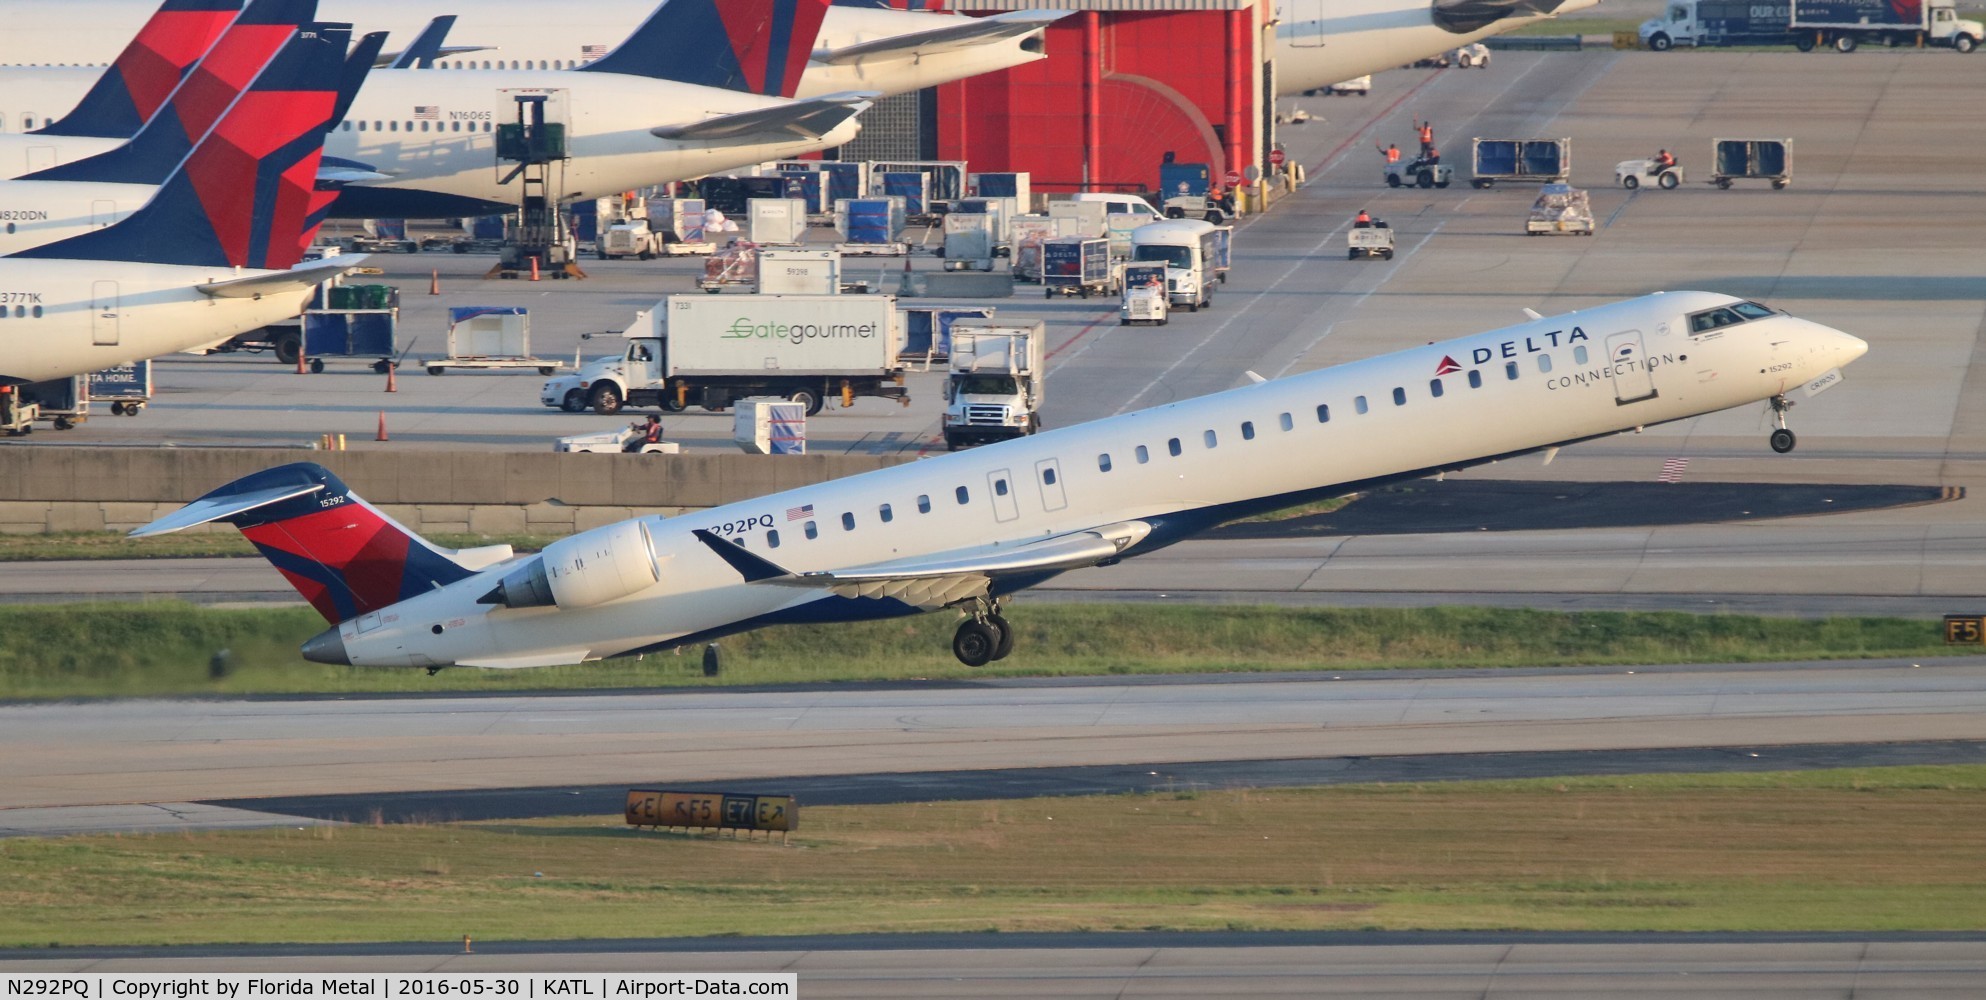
xmin=876 ymin=171 xmax=931 ymax=216
xmin=834 ymin=196 xmax=908 ymax=254
xmin=747 ymin=198 xmax=810 ymax=245
xmin=757 ymin=249 xmax=843 ymax=295
xmin=541 ymin=294 xmax=909 ymax=415
xmin=968 ymin=171 xmax=1031 ymax=210
xmin=941 ymin=213 xmax=998 ymax=271
xmin=1711 ymin=138 xmax=1793 ymax=189
xmin=87 ymin=361 xmax=151 ymax=416
xmin=902 ymin=306 xmax=996 ymax=362
xmin=1041 ymin=236 xmax=1115 ymax=299
xmin=870 ymin=160 xmax=968 ymax=207
xmin=1470 ymin=138 xmax=1571 ymax=189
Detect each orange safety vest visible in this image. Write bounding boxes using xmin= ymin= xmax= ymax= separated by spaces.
xmin=1418 ymin=124 xmax=1432 ymax=145
xmin=1385 ymin=147 xmax=1400 ymax=163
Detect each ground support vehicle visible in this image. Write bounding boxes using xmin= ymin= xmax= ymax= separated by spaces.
xmin=1616 ymin=158 xmax=1684 ymax=189
xmin=429 ymin=307 xmax=559 ymax=375
xmin=943 ymin=322 xmax=1044 ymax=450
xmin=940 ymin=213 xmax=998 ymax=271
xmin=1712 ymin=138 xmax=1793 ymax=189
xmin=1790 ymin=0 xmax=1981 ymax=52
xmin=0 ymin=376 xmax=87 ymax=433
xmin=1159 ymin=162 xmax=1229 ymax=224
xmin=301 ymin=284 xmax=400 ymax=374
xmin=1386 ymin=158 xmax=1453 ymax=189
xmin=699 ymin=243 xmax=759 ymax=293
xmin=542 ymin=294 xmax=909 ymax=416
xmin=1471 ymin=138 xmax=1571 ymax=189
xmin=902 ymin=307 xmax=995 ymax=364
xmin=596 ymin=219 xmax=661 ymax=260
xmin=554 ymin=425 xmax=682 ymax=454
xmin=1526 ymin=184 xmax=1595 ymax=235
xmin=1129 ymin=220 xmax=1223 ymax=312
xmin=88 ymin=362 xmax=152 ymax=416
xmin=1453 ymin=42 xmax=1491 ymax=66
xmin=1348 ymin=225 xmax=1396 ymax=259
xmin=1641 ymin=0 xmax=1794 ymax=50
xmin=1119 ymin=263 xmax=1169 ymax=325
xmin=1041 ymin=237 xmax=1116 ymax=299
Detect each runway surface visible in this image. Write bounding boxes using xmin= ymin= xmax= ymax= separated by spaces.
xmin=6 ymin=935 xmax=1986 ymax=996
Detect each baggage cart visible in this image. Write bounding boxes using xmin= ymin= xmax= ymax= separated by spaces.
xmin=1041 ymin=236 xmax=1115 ymax=298
xmin=88 ymin=361 xmax=152 ymax=416
xmin=1525 ymin=183 xmax=1595 ymax=235
xmin=1711 ymin=138 xmax=1792 ymax=189
xmin=300 ymin=283 xmax=400 ymax=373
xmin=430 ymin=306 xmax=560 ymax=375
xmin=1470 ymin=137 xmax=1571 ymax=189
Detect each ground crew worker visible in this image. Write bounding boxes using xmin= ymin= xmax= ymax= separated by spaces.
xmin=1354 ymin=209 xmax=1372 ymax=228
xmin=624 ymin=414 xmax=662 ymax=453
xmin=1376 ymin=143 xmax=1401 ymax=164
xmin=1655 ymin=148 xmax=1676 ymax=170
xmin=1415 ymin=118 xmax=1434 ymax=155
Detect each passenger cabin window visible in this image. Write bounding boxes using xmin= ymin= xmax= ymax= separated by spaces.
xmin=879 ymin=503 xmax=893 ymax=523
xmin=1204 ymin=430 xmax=1218 ymax=448
xmin=1392 ymin=387 xmax=1407 ymax=406
xmin=1136 ymin=445 xmax=1150 ymax=464
xmin=1098 ymin=453 xmax=1112 ymax=472
xmin=841 ymin=512 xmax=855 ymax=531
xmin=1315 ymin=404 xmax=1330 ymax=423
xmin=1428 ymin=379 xmax=1444 ymax=398
xmin=1354 ymin=395 xmax=1369 ymax=415
xmin=1468 ymin=370 xmax=1483 ymax=389
xmin=917 ymin=494 xmax=931 ymax=513
xmin=1573 ymin=346 xmax=1589 ymax=365
xmin=766 ymin=530 xmax=781 ymax=548
xmin=1505 ymin=361 xmax=1519 ymax=380
xmin=1168 ymin=437 xmax=1182 ymax=457
xmin=1279 ymin=412 xmax=1293 ymax=431
xmin=804 ymin=521 xmax=818 ymax=540
xmin=956 ymin=486 xmax=970 ymax=504
xmin=1241 ymin=421 xmax=1255 ymax=441
xmin=1537 ymin=355 xmax=1553 ymax=374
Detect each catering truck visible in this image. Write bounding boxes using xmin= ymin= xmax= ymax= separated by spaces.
xmin=542 ymin=295 xmax=908 ymax=416
xmin=1788 ymin=0 xmax=1981 ymax=51
xmin=1641 ymin=1 xmax=1793 ymax=49
xmin=1129 ymin=220 xmax=1223 ymax=312
xmin=942 ymin=322 xmax=1044 ymax=450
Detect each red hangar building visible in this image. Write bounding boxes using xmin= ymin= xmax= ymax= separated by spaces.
xmin=868 ymin=0 xmax=1274 ymax=197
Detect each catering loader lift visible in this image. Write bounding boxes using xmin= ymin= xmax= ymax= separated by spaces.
xmin=487 ymin=91 xmax=586 ymax=280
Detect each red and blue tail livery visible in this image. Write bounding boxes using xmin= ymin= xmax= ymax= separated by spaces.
xmin=581 ymin=0 xmax=828 ymax=99
xmin=35 ymin=0 xmax=242 ymax=139
xmin=19 ymin=21 xmax=348 ymax=271
xmin=133 ymin=463 xmax=479 ymax=624
xmin=27 ymin=0 xmax=318 ymax=185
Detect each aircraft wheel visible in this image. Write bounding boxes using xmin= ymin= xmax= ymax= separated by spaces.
xmin=987 ymin=613 xmax=1016 ymax=661
xmin=1622 ymin=174 xmax=1639 ymax=190
xmin=1770 ymin=428 xmax=1797 ymax=454
xmin=953 ymin=620 xmax=998 ymax=667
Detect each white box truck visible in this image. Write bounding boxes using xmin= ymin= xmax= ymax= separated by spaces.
xmin=1129 ymin=220 xmax=1224 ymax=312
xmin=943 ymin=321 xmax=1045 ymax=450
xmin=542 ymin=294 xmax=908 ymax=416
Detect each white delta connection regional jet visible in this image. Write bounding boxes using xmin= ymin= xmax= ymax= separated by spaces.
xmin=137 ymin=293 xmax=1868 ymax=672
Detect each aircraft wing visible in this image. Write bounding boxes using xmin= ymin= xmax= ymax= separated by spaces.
xmin=650 ymin=93 xmax=874 ymax=144
xmin=195 ymin=256 xmax=370 ymax=300
xmin=692 ymin=519 xmax=1150 ymax=607
xmin=813 ymin=10 xmax=1068 ymax=65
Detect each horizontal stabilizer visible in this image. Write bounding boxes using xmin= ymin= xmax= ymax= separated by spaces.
xmin=814 ymin=10 xmax=1066 ymax=65
xmin=131 ymin=481 xmax=324 ymax=537
xmin=195 ymin=256 xmax=367 ymax=299
xmin=650 ymin=94 xmax=872 ymax=143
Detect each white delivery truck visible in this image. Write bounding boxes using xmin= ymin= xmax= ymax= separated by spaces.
xmin=596 ymin=218 xmax=661 ymax=260
xmin=1129 ymin=220 xmax=1223 ymax=312
xmin=943 ymin=321 xmax=1044 ymax=450
xmin=541 ymin=294 xmax=909 ymax=416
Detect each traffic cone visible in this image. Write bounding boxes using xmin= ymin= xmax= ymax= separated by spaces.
xmin=428 ymin=269 xmax=440 ymax=295
xmin=529 ymin=255 xmax=541 ymax=281
xmin=385 ymin=364 xmax=397 ymax=392
xmin=295 ymin=347 xmax=306 ymax=375
xmin=375 ymin=411 xmax=389 ymax=442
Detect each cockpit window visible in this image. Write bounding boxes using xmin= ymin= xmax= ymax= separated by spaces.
xmin=1689 ymin=301 xmax=1776 ymax=333
xmin=1732 ymin=301 xmax=1775 ymax=319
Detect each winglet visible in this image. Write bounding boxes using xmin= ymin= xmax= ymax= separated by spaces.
xmin=691 ymin=528 xmax=794 ymax=583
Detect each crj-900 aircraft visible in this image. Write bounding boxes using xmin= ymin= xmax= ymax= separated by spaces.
xmin=139 ymin=293 xmax=1867 ymax=671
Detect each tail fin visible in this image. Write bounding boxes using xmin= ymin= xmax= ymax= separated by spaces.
xmin=18 ymin=21 xmax=347 ymax=271
xmin=580 ymin=0 xmax=828 ymax=98
xmin=387 ymin=15 xmax=457 ymax=69
xmin=132 ymin=463 xmax=492 ymax=625
xmin=35 ymin=0 xmax=243 ymax=139
xmin=24 ymin=0 xmax=318 ymax=185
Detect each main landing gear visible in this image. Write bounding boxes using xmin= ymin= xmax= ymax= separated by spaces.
xmin=1768 ymin=394 xmax=1798 ymax=454
xmin=952 ymin=598 xmax=1017 ymax=667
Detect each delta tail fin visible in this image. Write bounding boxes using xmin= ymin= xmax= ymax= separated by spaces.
xmin=133 ymin=463 xmax=507 ymax=624
xmin=24 ymin=0 xmax=318 ymax=185
xmin=579 ymin=0 xmax=829 ymax=98
xmin=34 ymin=0 xmax=243 ymax=139
xmin=18 ymin=20 xmax=349 ymax=270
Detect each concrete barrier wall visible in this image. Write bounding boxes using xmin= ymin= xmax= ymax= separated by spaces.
xmin=0 ymin=448 xmax=912 ymax=534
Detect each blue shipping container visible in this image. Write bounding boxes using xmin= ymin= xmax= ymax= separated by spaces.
xmin=818 ymin=162 xmax=863 ymax=204
xmin=974 ymin=172 xmax=1022 ymax=198
xmin=1043 ymin=237 xmax=1108 ymax=288
xmin=304 ymin=313 xmax=396 ymax=357
xmin=903 ymin=307 xmax=995 ymax=358
xmin=781 ymin=171 xmax=826 ymax=213
xmin=87 ymin=362 xmax=150 ymax=398
xmin=845 ymin=198 xmax=895 ymax=244
xmin=880 ymin=172 xmax=927 ymax=215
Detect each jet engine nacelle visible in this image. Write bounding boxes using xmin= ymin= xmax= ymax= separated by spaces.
xmin=480 ymin=520 xmax=661 ymax=610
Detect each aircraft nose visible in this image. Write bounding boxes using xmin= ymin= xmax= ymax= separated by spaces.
xmin=301 ymin=627 xmax=350 ymax=665
xmin=1838 ymin=331 xmax=1870 ymax=365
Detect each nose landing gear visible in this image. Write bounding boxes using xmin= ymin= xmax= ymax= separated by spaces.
xmin=1768 ymin=394 xmax=1797 ymax=453
xmin=952 ymin=599 xmax=1016 ymax=667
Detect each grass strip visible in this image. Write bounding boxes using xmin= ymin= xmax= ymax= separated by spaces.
xmin=0 ymin=601 xmax=1959 ymax=700
xmin=3 ymin=766 xmax=1983 ymax=946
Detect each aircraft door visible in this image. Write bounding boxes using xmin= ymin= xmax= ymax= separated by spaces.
xmin=91 ymin=200 xmax=119 ymax=229
xmin=987 ymin=469 xmax=1020 ymax=523
xmin=1035 ymin=458 xmax=1067 ymax=512
xmin=1604 ymin=329 xmax=1658 ymax=405
xmin=1286 ymin=1 xmax=1327 ymax=46
xmin=91 ymin=281 xmax=121 ymax=347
